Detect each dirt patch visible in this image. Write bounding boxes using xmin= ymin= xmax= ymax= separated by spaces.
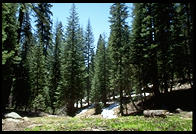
xmin=76 ymin=108 xmax=96 ymax=118
xmin=178 ymin=111 xmax=193 ymax=119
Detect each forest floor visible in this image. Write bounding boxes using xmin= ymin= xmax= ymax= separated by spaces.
xmin=2 ymin=83 xmax=193 ymax=131
xmin=2 ymin=112 xmax=192 ymax=131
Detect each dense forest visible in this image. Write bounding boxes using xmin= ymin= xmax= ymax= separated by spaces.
xmin=2 ymin=3 xmax=194 ymax=118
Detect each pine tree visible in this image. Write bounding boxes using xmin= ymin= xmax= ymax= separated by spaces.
xmin=130 ymin=3 xmax=194 ymax=97
xmin=30 ymin=3 xmax=53 ymax=112
xmin=151 ymin=3 xmax=173 ymax=93
xmin=166 ymin=3 xmax=182 ymax=91
xmin=91 ymin=34 xmax=109 ymax=107
xmin=35 ymin=3 xmax=53 ymax=57
xmin=130 ymin=3 xmax=145 ymax=97
xmin=142 ymin=3 xmax=160 ymax=96
xmin=108 ymin=3 xmax=129 ymax=115
xmin=77 ymin=26 xmax=87 ymax=108
xmin=28 ymin=43 xmax=48 ymax=112
xmin=84 ymin=19 xmax=94 ymax=106
xmin=48 ymin=21 xmax=64 ymax=114
xmin=89 ymin=50 xmax=95 ymax=84
xmin=2 ymin=3 xmax=21 ymax=114
xmin=178 ymin=3 xmax=193 ymax=87
xmin=131 ymin=3 xmax=161 ymax=97
xmin=12 ymin=7 xmax=32 ymax=110
xmin=61 ymin=4 xmax=86 ymax=116
xmin=170 ymin=3 xmax=193 ymax=88
xmin=89 ymin=50 xmax=95 ymax=102
xmin=107 ymin=39 xmax=116 ymax=99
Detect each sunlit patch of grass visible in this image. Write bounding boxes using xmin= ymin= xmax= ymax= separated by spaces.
xmin=25 ymin=114 xmax=192 ymax=131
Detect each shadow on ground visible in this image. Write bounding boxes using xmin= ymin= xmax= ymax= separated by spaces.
xmin=139 ymin=88 xmax=194 ymax=112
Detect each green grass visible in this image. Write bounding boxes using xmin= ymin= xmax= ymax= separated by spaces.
xmin=24 ymin=114 xmax=192 ymax=131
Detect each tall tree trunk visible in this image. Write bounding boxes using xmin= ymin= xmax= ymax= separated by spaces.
xmin=119 ymin=57 xmax=124 ymax=116
xmin=87 ymin=52 xmax=90 ymax=106
xmin=80 ymin=98 xmax=82 ymax=108
xmin=66 ymin=100 xmax=75 ymax=116
xmin=113 ymin=91 xmax=115 ymax=100
xmin=102 ymin=45 xmax=107 ymax=107
xmin=152 ymin=79 xmax=160 ymax=97
xmin=52 ymin=108 xmax=55 ymax=115
xmin=102 ymin=93 xmax=107 ymax=107
xmin=76 ymin=100 xmax=78 ymax=109
xmin=150 ymin=4 xmax=160 ymax=97
xmin=129 ymin=93 xmax=139 ymax=111
xmin=87 ymin=90 xmax=90 ymax=106
xmin=152 ymin=64 xmax=160 ymax=97
xmin=125 ymin=104 xmax=128 ymax=115
xmin=120 ymin=88 xmax=123 ymax=116
xmin=151 ymin=51 xmax=160 ymax=97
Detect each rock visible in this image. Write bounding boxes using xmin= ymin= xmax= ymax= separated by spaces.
xmin=5 ymin=112 xmax=22 ymax=119
xmin=165 ymin=112 xmax=173 ymax=116
xmin=92 ymin=128 xmax=102 ymax=131
xmin=47 ymin=115 xmax=58 ymax=117
xmin=185 ymin=112 xmax=192 ymax=118
xmin=39 ymin=112 xmax=49 ymax=117
xmin=5 ymin=118 xmax=23 ymax=123
xmin=175 ymin=108 xmax=183 ymax=113
xmin=23 ymin=117 xmax=30 ymax=121
xmin=143 ymin=110 xmax=168 ymax=118
xmin=2 ymin=119 xmax=5 ymax=125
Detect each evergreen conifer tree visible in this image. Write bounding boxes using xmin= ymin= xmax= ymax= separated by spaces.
xmin=91 ymin=34 xmax=109 ymax=107
xmin=35 ymin=3 xmax=53 ymax=57
xmin=2 ymin=3 xmax=20 ymax=114
xmin=28 ymin=43 xmax=48 ymax=111
xmin=13 ymin=8 xmax=32 ymax=110
xmin=84 ymin=19 xmax=94 ymax=106
xmin=108 ymin=3 xmax=129 ymax=115
xmin=48 ymin=21 xmax=64 ymax=114
xmin=61 ymin=4 xmax=86 ymax=116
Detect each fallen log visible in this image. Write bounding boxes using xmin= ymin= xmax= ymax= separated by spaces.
xmin=143 ymin=110 xmax=168 ymax=118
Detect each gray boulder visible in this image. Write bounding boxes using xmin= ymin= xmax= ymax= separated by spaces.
xmin=184 ymin=112 xmax=192 ymax=118
xmin=175 ymin=108 xmax=183 ymax=113
xmin=5 ymin=118 xmax=23 ymax=123
xmin=23 ymin=117 xmax=30 ymax=121
xmin=5 ymin=112 xmax=22 ymax=119
xmin=2 ymin=119 xmax=5 ymax=125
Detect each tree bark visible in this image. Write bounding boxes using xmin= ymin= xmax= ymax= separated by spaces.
xmin=80 ymin=98 xmax=82 ymax=108
xmin=76 ymin=101 xmax=78 ymax=109
xmin=129 ymin=94 xmax=139 ymax=111
xmin=66 ymin=100 xmax=75 ymax=116
xmin=113 ymin=91 xmax=115 ymax=100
